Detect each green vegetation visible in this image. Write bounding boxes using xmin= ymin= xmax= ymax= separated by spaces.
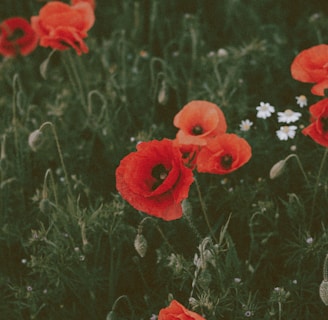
xmin=1 ymin=0 xmax=328 ymax=319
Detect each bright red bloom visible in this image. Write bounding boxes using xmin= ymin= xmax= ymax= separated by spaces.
xmin=196 ymin=134 xmax=252 ymax=174
xmin=302 ymin=98 xmax=328 ymax=147
xmin=173 ymin=100 xmax=227 ymax=146
xmin=0 ymin=17 xmax=38 ymax=57
xmin=158 ymin=300 xmax=205 ymax=320
xmin=71 ymin=0 xmax=96 ymax=10
xmin=31 ymin=1 xmax=95 ymax=55
xmin=115 ymin=139 xmax=194 ymax=221
xmin=290 ymin=44 xmax=328 ymax=96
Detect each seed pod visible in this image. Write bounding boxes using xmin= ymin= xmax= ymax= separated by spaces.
xmin=134 ymin=233 xmax=147 ymax=258
xmin=319 ymin=280 xmax=328 ymax=306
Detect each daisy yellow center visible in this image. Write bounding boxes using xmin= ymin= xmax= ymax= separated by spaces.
xmin=282 ymin=126 xmax=290 ymax=133
xmin=284 ymin=109 xmax=293 ymax=116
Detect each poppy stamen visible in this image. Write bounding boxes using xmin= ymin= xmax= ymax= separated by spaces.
xmin=192 ymin=125 xmax=203 ymax=135
xmin=221 ymin=154 xmax=233 ymax=169
xmin=321 ymin=117 xmax=328 ymax=132
xmin=151 ymin=164 xmax=169 ymax=190
xmin=7 ymin=28 xmax=24 ymax=41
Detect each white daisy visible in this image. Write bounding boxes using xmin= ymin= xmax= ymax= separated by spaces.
xmin=277 ymin=109 xmax=302 ymax=123
xmin=295 ymin=95 xmax=307 ymax=108
xmin=276 ymin=125 xmax=297 ymax=141
xmin=239 ymin=119 xmax=253 ymax=131
xmin=256 ymin=102 xmax=275 ymax=119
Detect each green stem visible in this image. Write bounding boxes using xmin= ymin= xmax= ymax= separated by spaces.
xmin=310 ymin=148 xmax=328 ymax=227
xmin=194 ymin=177 xmax=218 ymax=243
xmin=62 ymin=50 xmax=87 ymax=109
xmin=285 ymin=153 xmax=310 ymax=185
xmin=39 ymin=122 xmax=73 ymax=202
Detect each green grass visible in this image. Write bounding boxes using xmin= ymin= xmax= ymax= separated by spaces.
xmin=1 ymin=0 xmax=328 ymax=319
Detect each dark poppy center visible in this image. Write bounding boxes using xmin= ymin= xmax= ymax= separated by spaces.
xmin=151 ymin=164 xmax=169 ymax=190
xmin=220 ymin=154 xmax=233 ymax=169
xmin=7 ymin=28 xmax=25 ymax=42
xmin=321 ymin=117 xmax=328 ymax=132
xmin=192 ymin=125 xmax=203 ymax=135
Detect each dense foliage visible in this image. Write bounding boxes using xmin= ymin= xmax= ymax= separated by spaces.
xmin=1 ymin=0 xmax=328 ymax=319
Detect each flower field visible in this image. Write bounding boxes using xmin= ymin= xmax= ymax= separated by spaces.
xmin=1 ymin=0 xmax=328 ymax=319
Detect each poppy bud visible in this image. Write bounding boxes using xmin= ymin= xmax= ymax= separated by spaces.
xmin=320 ymin=280 xmax=328 ymax=305
xmin=39 ymin=198 xmax=52 ymax=214
xmin=134 ymin=233 xmax=147 ymax=258
xmin=28 ymin=130 xmax=44 ymax=151
xmin=158 ymin=80 xmax=169 ymax=105
xmin=269 ymin=159 xmax=286 ymax=179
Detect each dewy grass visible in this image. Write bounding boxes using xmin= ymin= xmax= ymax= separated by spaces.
xmin=1 ymin=1 xmax=328 ymax=319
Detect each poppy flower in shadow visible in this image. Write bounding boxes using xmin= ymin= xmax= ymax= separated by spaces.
xmin=196 ymin=133 xmax=252 ymax=174
xmin=71 ymin=0 xmax=96 ymax=10
xmin=0 ymin=17 xmax=38 ymax=57
xmin=158 ymin=300 xmax=205 ymax=320
xmin=31 ymin=1 xmax=95 ymax=55
xmin=116 ymin=139 xmax=194 ymax=221
xmin=302 ymin=98 xmax=328 ymax=147
xmin=173 ymin=139 xmax=200 ymax=170
xmin=173 ymin=100 xmax=227 ymax=146
xmin=291 ymin=44 xmax=328 ymax=96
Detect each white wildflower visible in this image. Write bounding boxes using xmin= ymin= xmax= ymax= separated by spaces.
xmin=239 ymin=119 xmax=253 ymax=131
xmin=295 ymin=95 xmax=307 ymax=108
xmin=276 ymin=125 xmax=297 ymax=141
xmin=277 ymin=109 xmax=302 ymax=123
xmin=256 ymin=102 xmax=275 ymax=119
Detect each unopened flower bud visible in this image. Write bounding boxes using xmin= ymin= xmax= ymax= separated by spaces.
xmin=39 ymin=198 xmax=52 ymax=214
xmin=158 ymin=80 xmax=169 ymax=105
xmin=134 ymin=233 xmax=147 ymax=258
xmin=28 ymin=130 xmax=44 ymax=152
xmin=320 ymin=280 xmax=328 ymax=305
xmin=269 ymin=159 xmax=286 ymax=179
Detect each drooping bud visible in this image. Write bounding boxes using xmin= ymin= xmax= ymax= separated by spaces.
xmin=269 ymin=159 xmax=286 ymax=179
xmin=28 ymin=130 xmax=44 ymax=152
xmin=158 ymin=80 xmax=169 ymax=105
xmin=320 ymin=280 xmax=328 ymax=306
xmin=134 ymin=233 xmax=147 ymax=258
xmin=39 ymin=198 xmax=52 ymax=214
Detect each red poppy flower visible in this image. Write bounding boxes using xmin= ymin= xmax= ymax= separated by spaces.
xmin=0 ymin=17 xmax=38 ymax=57
xmin=302 ymin=98 xmax=328 ymax=147
xmin=173 ymin=139 xmax=200 ymax=170
xmin=115 ymin=139 xmax=194 ymax=221
xmin=290 ymin=44 xmax=328 ymax=96
xmin=196 ymin=134 xmax=252 ymax=174
xmin=158 ymin=300 xmax=205 ymax=320
xmin=173 ymin=100 xmax=227 ymax=146
xmin=71 ymin=0 xmax=96 ymax=10
xmin=31 ymin=1 xmax=95 ymax=55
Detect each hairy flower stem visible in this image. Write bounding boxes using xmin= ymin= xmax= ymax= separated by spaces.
xmin=43 ymin=168 xmax=58 ymax=207
xmin=194 ymin=177 xmax=218 ymax=243
xmin=39 ymin=122 xmax=73 ymax=202
xmin=285 ymin=153 xmax=309 ymax=185
xmin=310 ymin=148 xmax=328 ymax=229
xmin=110 ymin=295 xmax=135 ymax=318
xmin=11 ymin=74 xmax=26 ymax=210
xmin=62 ymin=50 xmax=87 ymax=109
